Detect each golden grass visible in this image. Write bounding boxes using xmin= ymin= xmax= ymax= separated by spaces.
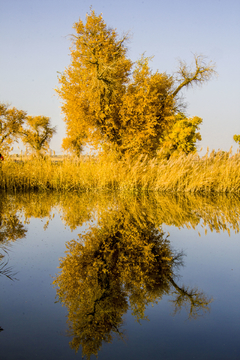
xmin=1 ymin=149 xmax=240 ymax=193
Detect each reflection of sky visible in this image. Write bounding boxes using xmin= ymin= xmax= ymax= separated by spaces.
xmin=166 ymin=223 xmax=240 ymax=293
xmin=1 ymin=207 xmax=240 ymax=359
xmin=1 ymin=0 xmax=240 ymax=154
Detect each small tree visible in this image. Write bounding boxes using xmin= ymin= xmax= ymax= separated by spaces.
xmin=233 ymin=134 xmax=240 ymax=147
xmin=0 ymin=103 xmax=26 ymax=153
xmin=21 ymin=116 xmax=56 ymax=157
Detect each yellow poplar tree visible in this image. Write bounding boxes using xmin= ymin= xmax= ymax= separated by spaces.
xmin=57 ymin=10 xmax=216 ymax=158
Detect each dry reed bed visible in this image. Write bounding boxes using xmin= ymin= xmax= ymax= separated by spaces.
xmin=0 ymin=150 xmax=240 ymax=193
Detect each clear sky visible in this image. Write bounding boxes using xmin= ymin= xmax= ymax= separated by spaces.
xmin=1 ymin=0 xmax=240 ymax=154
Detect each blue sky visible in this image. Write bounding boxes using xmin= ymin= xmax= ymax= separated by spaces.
xmin=1 ymin=0 xmax=240 ymax=154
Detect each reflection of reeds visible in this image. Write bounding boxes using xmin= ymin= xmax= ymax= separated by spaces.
xmin=0 ymin=247 xmax=17 ymax=281
xmin=55 ymin=191 xmax=240 ymax=235
xmin=2 ymin=191 xmax=240 ymax=235
xmin=1 ymin=150 xmax=240 ymax=192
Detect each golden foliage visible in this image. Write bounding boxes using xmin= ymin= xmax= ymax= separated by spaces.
xmin=56 ymin=9 xmax=132 ymax=154
xmin=56 ymin=10 xmax=215 ymax=158
xmin=159 ymin=113 xmax=202 ymax=158
xmin=118 ymin=56 xmax=175 ymax=156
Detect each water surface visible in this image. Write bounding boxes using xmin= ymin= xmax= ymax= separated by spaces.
xmin=0 ymin=192 xmax=239 ymax=359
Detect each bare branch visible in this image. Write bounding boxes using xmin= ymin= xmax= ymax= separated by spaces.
xmin=172 ymin=54 xmax=217 ymax=97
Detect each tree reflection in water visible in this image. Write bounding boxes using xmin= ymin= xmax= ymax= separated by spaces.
xmin=0 ymin=193 xmax=27 ymax=280
xmin=53 ymin=201 xmax=212 ymax=359
xmin=2 ymin=191 xmax=239 ymax=354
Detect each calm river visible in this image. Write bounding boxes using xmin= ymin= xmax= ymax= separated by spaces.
xmin=0 ymin=191 xmax=239 ymax=359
